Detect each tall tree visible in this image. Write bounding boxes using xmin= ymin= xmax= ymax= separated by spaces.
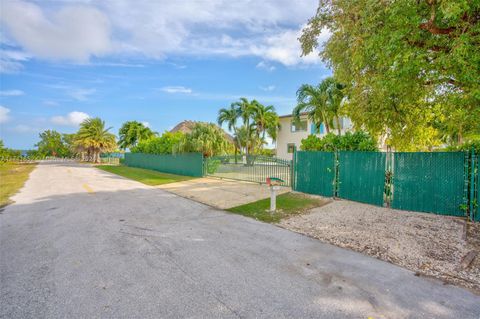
xmin=299 ymin=0 xmax=480 ymax=150
xmin=293 ymin=82 xmax=333 ymax=134
xmin=217 ymin=105 xmax=241 ymax=159
xmin=231 ymin=98 xmax=257 ymax=157
xmin=252 ymin=103 xmax=274 ymax=139
xmin=35 ymin=130 xmax=70 ymax=157
xmin=177 ymin=123 xmax=231 ymax=157
xmin=74 ymin=118 xmax=116 ymax=163
xmin=118 ymin=121 xmax=155 ymax=150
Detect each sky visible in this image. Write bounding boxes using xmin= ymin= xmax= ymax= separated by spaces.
xmin=0 ymin=0 xmax=331 ymax=149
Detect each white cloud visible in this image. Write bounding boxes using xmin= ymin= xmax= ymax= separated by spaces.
xmin=0 ymin=49 xmax=30 ymax=73
xmin=0 ymin=106 xmax=11 ymax=123
xmin=250 ymin=28 xmax=325 ymax=66
xmin=51 ymin=111 xmax=90 ymax=126
xmin=160 ymin=86 xmax=192 ymax=94
xmin=256 ymin=61 xmax=276 ymax=72
xmin=260 ymin=85 xmax=276 ymax=92
xmin=141 ymin=121 xmax=150 ymax=128
xmin=69 ymin=88 xmax=96 ymax=101
xmin=47 ymin=84 xmax=96 ymax=101
xmin=0 ymin=89 xmax=24 ymax=96
xmin=0 ymin=0 xmax=325 ymax=67
xmin=0 ymin=0 xmax=112 ymax=62
xmin=11 ymin=124 xmax=36 ymax=133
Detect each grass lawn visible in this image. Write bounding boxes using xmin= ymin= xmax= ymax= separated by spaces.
xmin=227 ymin=192 xmax=327 ymax=223
xmin=97 ymin=165 xmax=195 ymax=186
xmin=0 ymin=162 xmax=36 ymax=207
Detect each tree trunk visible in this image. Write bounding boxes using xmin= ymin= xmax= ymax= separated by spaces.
xmin=245 ymin=119 xmax=250 ymax=158
xmin=335 ymin=117 xmax=342 ymax=136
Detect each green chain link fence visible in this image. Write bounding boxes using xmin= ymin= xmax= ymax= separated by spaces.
xmin=293 ymin=150 xmax=477 ymax=220
xmin=391 ymin=152 xmax=466 ymax=216
xmin=293 ymin=151 xmax=335 ymax=196
xmin=337 ymin=151 xmax=386 ymax=206
xmin=475 ymin=154 xmax=479 ymax=221
xmin=125 ymin=153 xmax=204 ymax=177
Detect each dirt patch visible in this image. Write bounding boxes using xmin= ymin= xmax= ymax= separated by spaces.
xmin=157 ymin=177 xmax=290 ymax=209
xmin=279 ymin=199 xmax=480 ymax=293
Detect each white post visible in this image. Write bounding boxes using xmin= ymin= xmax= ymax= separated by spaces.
xmin=270 ymin=186 xmax=277 ymax=212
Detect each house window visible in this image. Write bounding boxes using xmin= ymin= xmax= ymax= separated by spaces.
xmin=291 ymin=120 xmax=307 ymax=132
xmin=287 ymin=143 xmax=296 ymax=153
xmin=310 ymin=123 xmax=325 ymax=134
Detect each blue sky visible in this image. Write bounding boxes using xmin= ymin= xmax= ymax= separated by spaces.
xmin=0 ymin=0 xmax=330 ymax=149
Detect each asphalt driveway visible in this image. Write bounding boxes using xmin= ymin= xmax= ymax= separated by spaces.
xmin=1 ymin=162 xmax=479 ymax=318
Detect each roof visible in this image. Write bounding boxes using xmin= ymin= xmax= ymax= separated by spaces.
xmin=278 ymin=112 xmax=308 ymax=119
xmin=169 ymin=120 xmax=235 ymax=143
xmin=170 ymin=120 xmax=196 ymax=133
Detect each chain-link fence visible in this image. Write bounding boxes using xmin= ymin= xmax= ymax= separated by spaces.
xmin=293 ymin=150 xmax=477 ymax=220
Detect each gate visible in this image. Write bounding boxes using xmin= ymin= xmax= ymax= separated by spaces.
xmin=204 ymin=155 xmax=292 ymax=186
xmin=293 ymin=151 xmax=335 ymax=196
xmin=337 ymin=151 xmax=387 ymax=206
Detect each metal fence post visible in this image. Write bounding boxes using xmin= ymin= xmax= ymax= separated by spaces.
xmin=291 ymin=146 xmax=296 ymax=190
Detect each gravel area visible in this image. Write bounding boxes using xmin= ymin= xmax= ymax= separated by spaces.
xmin=279 ymin=199 xmax=480 ymax=293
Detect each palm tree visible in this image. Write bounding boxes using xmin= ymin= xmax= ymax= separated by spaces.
xmin=217 ymin=105 xmax=241 ymax=161
xmin=177 ymin=122 xmax=230 ymax=157
xmin=118 ymin=121 xmax=156 ymax=150
xmin=234 ymin=124 xmax=259 ymax=155
xmin=231 ymin=98 xmax=257 ymax=157
xmin=251 ymin=102 xmax=280 ymax=142
xmin=322 ymin=77 xmax=345 ymax=135
xmin=74 ymin=118 xmax=116 ymax=163
xmin=294 ymin=78 xmax=345 ymax=136
xmin=293 ymin=83 xmax=332 ymax=134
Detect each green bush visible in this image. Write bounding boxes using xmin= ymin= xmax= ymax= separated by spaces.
xmin=300 ymin=131 xmax=378 ymax=152
xmin=206 ymin=159 xmax=221 ymax=174
xmin=445 ymin=138 xmax=480 ymax=153
xmin=131 ymin=131 xmax=184 ymax=154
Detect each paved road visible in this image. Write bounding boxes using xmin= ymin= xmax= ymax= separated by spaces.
xmin=1 ymin=163 xmax=479 ymax=318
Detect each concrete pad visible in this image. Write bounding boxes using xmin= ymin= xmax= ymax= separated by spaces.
xmin=157 ymin=177 xmax=290 ymax=209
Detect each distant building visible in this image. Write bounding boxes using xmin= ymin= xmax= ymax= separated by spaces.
xmin=276 ymin=113 xmax=353 ymax=160
xmin=170 ymin=120 xmax=235 ymax=143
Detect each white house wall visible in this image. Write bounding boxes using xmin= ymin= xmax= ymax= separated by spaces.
xmin=275 ymin=116 xmax=353 ymax=160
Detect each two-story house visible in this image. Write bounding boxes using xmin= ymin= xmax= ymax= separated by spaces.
xmin=275 ymin=113 xmax=353 ymax=160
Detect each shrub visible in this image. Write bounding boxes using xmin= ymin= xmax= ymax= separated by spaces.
xmin=131 ymin=131 xmax=184 ymax=154
xmin=300 ymin=131 xmax=378 ymax=152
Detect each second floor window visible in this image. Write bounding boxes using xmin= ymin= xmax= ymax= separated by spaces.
xmin=291 ymin=120 xmax=307 ymax=132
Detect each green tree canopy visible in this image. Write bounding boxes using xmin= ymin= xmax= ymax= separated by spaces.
xmin=35 ymin=130 xmax=71 ymax=157
xmin=300 ymin=0 xmax=480 ymax=150
xmin=131 ymin=131 xmax=185 ymax=155
xmin=293 ymin=77 xmax=345 ymax=135
xmin=0 ymin=139 xmax=21 ymax=158
xmin=301 ymin=132 xmax=378 ymax=152
xmin=219 ymin=98 xmax=280 ymax=155
xmin=118 ymin=121 xmax=156 ymax=150
xmin=178 ymin=123 xmax=232 ymax=157
xmin=74 ymin=118 xmax=116 ymax=163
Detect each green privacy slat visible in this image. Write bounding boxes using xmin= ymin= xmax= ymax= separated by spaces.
xmin=125 ymin=153 xmax=204 ymax=177
xmin=476 ymin=155 xmax=480 ymax=221
xmin=392 ymin=152 xmax=466 ymax=216
xmin=337 ymin=151 xmax=386 ymax=206
xmin=294 ymin=151 xmax=335 ymax=197
xmin=204 ymin=155 xmax=292 ymax=186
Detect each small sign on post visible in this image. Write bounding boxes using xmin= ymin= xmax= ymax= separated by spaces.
xmin=266 ymin=177 xmax=284 ymax=213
